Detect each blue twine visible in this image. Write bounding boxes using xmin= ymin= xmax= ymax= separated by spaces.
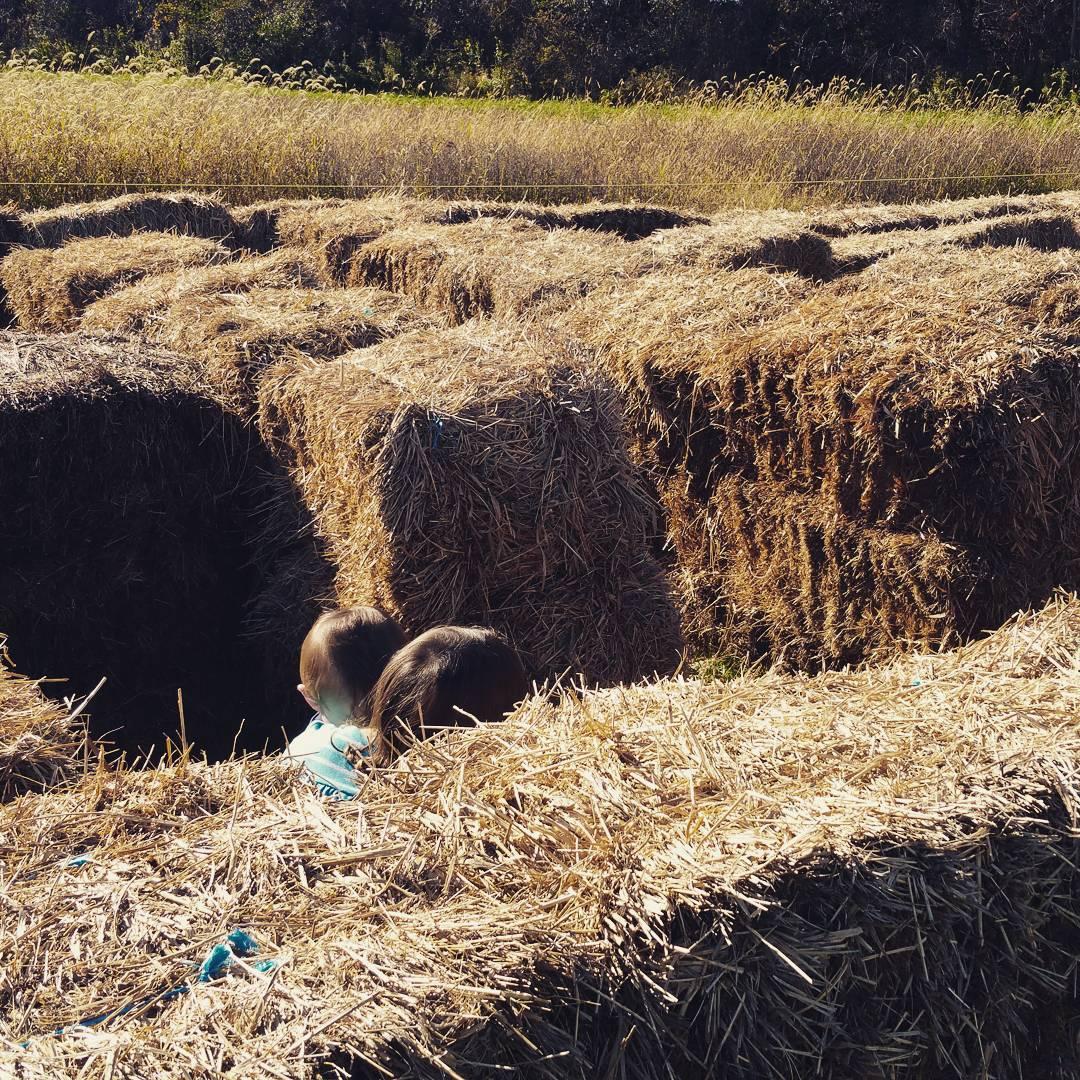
xmin=21 ymin=929 xmax=276 ymax=1044
xmin=429 ymin=414 xmax=444 ymax=450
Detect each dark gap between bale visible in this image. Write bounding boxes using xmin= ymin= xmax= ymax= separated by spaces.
xmin=0 ymin=332 xmax=330 ymax=760
xmin=442 ymin=200 xmax=708 ymax=239
xmin=258 ymin=322 xmax=683 ymax=685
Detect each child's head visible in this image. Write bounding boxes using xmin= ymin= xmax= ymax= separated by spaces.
xmin=298 ymin=607 xmax=407 ymax=725
xmin=368 ymin=625 xmax=528 ymax=764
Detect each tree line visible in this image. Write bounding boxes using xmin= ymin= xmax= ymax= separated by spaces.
xmin=3 ymin=0 xmax=1080 ymax=98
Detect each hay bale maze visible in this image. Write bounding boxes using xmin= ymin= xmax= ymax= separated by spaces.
xmin=6 ymin=189 xmax=1080 ymax=1074
xmin=4 ymin=595 xmax=1080 ymax=1077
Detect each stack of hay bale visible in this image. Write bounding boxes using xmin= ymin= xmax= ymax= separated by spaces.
xmin=570 ymin=232 xmax=1080 ymax=667
xmin=3 ymin=595 xmax=1080 ymax=1077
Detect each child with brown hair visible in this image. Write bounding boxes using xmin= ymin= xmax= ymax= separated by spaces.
xmin=367 ymin=625 xmax=528 ymax=766
xmin=287 ymin=606 xmax=406 ymax=798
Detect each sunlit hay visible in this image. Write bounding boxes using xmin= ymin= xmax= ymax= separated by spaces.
xmin=2 ymin=233 xmax=232 ymax=331
xmin=81 ymin=248 xmax=324 ymax=336
xmin=258 ymin=321 xmax=682 ymax=684
xmin=831 ymin=208 xmax=1080 ymax=273
xmin=0 ymin=330 xmax=309 ymax=758
xmin=21 ymin=191 xmax=241 ymax=248
xmin=0 ymin=654 xmax=86 ymax=802
xmin=5 ymin=596 xmax=1080 ymax=1076
xmin=353 ymin=216 xmax=644 ymax=323
xmin=557 ymin=266 xmax=819 ymax=653
xmin=268 ymin=196 xmax=461 ymax=285
xmin=639 ymin=208 xmax=836 ymax=278
xmin=0 ymin=201 xmax=24 ymax=326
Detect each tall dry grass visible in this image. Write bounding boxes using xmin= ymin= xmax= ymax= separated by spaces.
xmin=3 ymin=70 xmax=1080 ymax=210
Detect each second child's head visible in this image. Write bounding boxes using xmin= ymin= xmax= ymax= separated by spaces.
xmin=298 ymin=607 xmax=407 ymax=725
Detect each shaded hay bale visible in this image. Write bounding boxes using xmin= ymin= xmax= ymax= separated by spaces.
xmin=444 ymin=199 xmax=707 ymax=238
xmin=0 ymin=201 xmax=25 ymax=327
xmin=2 ymin=233 xmax=232 ymax=332
xmin=713 ymin=478 xmax=984 ymax=667
xmin=5 ymin=596 xmax=1080 ymax=1077
xmin=22 ymin=192 xmax=240 ymax=248
xmin=80 ymin=248 xmax=324 ymax=336
xmin=268 ymin=196 xmax=457 ymax=284
xmin=0 ymin=651 xmax=85 ymax=802
xmin=258 ymin=322 xmax=682 ymax=684
xmin=561 ymin=245 xmax=1080 ymax=663
xmin=640 ymin=208 xmax=836 ymax=278
xmin=0 ymin=331 xmax=319 ymax=757
xmin=807 ymin=190 xmax=1062 ymax=238
xmin=353 ymin=217 xmax=643 ymax=323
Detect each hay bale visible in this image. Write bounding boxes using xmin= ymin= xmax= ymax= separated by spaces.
xmin=714 ymin=477 xmax=985 ymax=667
xmin=0 ymin=651 xmax=85 ymax=802
xmin=444 ymin=199 xmax=707 ymax=238
xmin=146 ymin=284 xmax=421 ymax=411
xmin=258 ymin=322 xmax=682 ymax=684
xmin=80 ymin=248 xmax=323 ymax=336
xmin=0 ymin=331 xmax=317 ymax=758
xmin=639 ymin=208 xmax=836 ymax=278
xmin=2 ymin=233 xmax=232 ymax=332
xmin=807 ymin=191 xmax=1058 ymax=238
xmin=353 ymin=217 xmax=643 ymax=323
xmin=269 ymin=196 xmax=458 ymax=285
xmin=560 ymin=245 xmax=1080 ymax=662
xmin=4 ymin=596 xmax=1080 ymax=1076
xmin=22 ymin=192 xmax=240 ymax=248
xmin=831 ymin=208 xmax=1080 ymax=273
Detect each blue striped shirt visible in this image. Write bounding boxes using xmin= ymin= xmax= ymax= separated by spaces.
xmin=286 ymin=716 xmax=371 ymax=799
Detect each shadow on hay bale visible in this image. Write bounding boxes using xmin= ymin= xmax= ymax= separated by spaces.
xmin=2 ymin=233 xmax=233 ymax=332
xmin=563 ymin=240 xmax=1080 ymax=667
xmin=638 ymin=208 xmax=837 ymax=278
xmin=258 ymin=321 xmax=683 ymax=685
xmin=3 ymin=596 xmax=1080 ymax=1077
xmin=831 ymin=208 xmax=1080 ymax=274
xmin=0 ymin=331 xmax=332 ymax=759
xmin=21 ymin=192 xmax=242 ymax=249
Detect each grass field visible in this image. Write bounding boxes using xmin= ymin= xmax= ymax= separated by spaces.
xmin=4 ymin=69 xmax=1080 ymax=210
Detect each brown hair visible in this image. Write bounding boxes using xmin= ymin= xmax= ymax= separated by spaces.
xmin=299 ymin=607 xmax=407 ymax=722
xmin=368 ymin=625 xmax=528 ymax=764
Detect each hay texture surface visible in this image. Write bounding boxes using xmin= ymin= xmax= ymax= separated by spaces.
xmin=2 ymin=233 xmax=232 ymax=331
xmin=259 ymin=322 xmax=682 ymax=684
xmin=566 ymin=241 xmax=1080 ymax=664
xmin=0 ymin=650 xmax=85 ymax=802
xmin=639 ymin=208 xmax=835 ymax=278
xmin=80 ymin=248 xmax=324 ymax=336
xmin=22 ymin=192 xmax=240 ymax=248
xmin=4 ymin=596 xmax=1080 ymax=1078
xmin=352 ymin=216 xmax=643 ymax=322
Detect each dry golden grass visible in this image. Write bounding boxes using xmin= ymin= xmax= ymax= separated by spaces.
xmin=4 ymin=596 xmax=1080 ymax=1076
xmin=5 ymin=71 xmax=1080 ymax=212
